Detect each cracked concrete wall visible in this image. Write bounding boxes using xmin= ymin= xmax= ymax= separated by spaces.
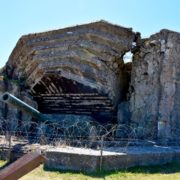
xmin=129 ymin=29 xmax=180 ymax=140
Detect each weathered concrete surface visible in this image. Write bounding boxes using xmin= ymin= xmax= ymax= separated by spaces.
xmin=116 ymin=101 xmax=131 ymax=138
xmin=129 ymin=29 xmax=180 ymax=140
xmin=1 ymin=138 xmax=180 ymax=172
xmin=2 ymin=21 xmax=136 ymax=119
xmin=44 ymin=146 xmax=180 ymax=171
xmin=45 ymin=151 xmax=99 ymax=171
xmin=1 ymin=21 xmax=180 ymax=141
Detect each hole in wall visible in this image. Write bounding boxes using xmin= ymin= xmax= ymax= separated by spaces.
xmin=123 ymin=51 xmax=133 ymax=63
xmin=143 ymin=72 xmax=148 ymax=76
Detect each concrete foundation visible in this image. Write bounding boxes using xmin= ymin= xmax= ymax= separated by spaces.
xmin=44 ymin=146 xmax=180 ymax=172
xmin=1 ymin=143 xmax=180 ymax=172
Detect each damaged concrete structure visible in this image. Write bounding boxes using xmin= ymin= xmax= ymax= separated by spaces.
xmin=0 ymin=21 xmax=180 ymax=140
xmin=129 ymin=29 xmax=180 ymax=140
xmin=1 ymin=21 xmax=136 ymax=123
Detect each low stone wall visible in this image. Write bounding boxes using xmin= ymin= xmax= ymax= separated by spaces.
xmin=44 ymin=146 xmax=180 ymax=172
xmin=1 ymin=145 xmax=180 ymax=172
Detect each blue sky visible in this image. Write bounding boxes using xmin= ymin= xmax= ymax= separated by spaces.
xmin=0 ymin=0 xmax=180 ymax=68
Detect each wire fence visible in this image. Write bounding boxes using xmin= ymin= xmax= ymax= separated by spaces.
xmin=0 ymin=118 xmax=179 ymax=164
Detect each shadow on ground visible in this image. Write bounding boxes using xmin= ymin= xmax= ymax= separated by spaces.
xmin=0 ymin=161 xmax=10 ymax=170
xmin=43 ymin=161 xmax=180 ymax=178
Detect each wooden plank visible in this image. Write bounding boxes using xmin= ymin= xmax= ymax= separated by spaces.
xmin=37 ymin=100 xmax=111 ymax=105
xmin=0 ymin=151 xmax=46 ymax=180
xmin=34 ymin=93 xmax=100 ymax=97
xmin=35 ymin=97 xmax=110 ymax=100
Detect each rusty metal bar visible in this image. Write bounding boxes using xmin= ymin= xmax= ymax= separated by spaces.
xmin=0 ymin=151 xmax=46 ymax=180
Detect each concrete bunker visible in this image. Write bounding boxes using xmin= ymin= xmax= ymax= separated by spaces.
xmin=2 ymin=21 xmax=137 ymax=125
xmin=1 ymin=21 xmax=180 ymax=172
xmin=1 ymin=21 xmax=180 ymax=141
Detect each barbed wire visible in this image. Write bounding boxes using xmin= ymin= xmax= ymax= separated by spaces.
xmin=0 ymin=118 xmax=180 ymax=163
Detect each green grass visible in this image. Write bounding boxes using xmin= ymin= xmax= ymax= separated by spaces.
xmin=0 ymin=160 xmax=9 ymax=170
xmin=1 ymin=160 xmax=180 ymax=179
